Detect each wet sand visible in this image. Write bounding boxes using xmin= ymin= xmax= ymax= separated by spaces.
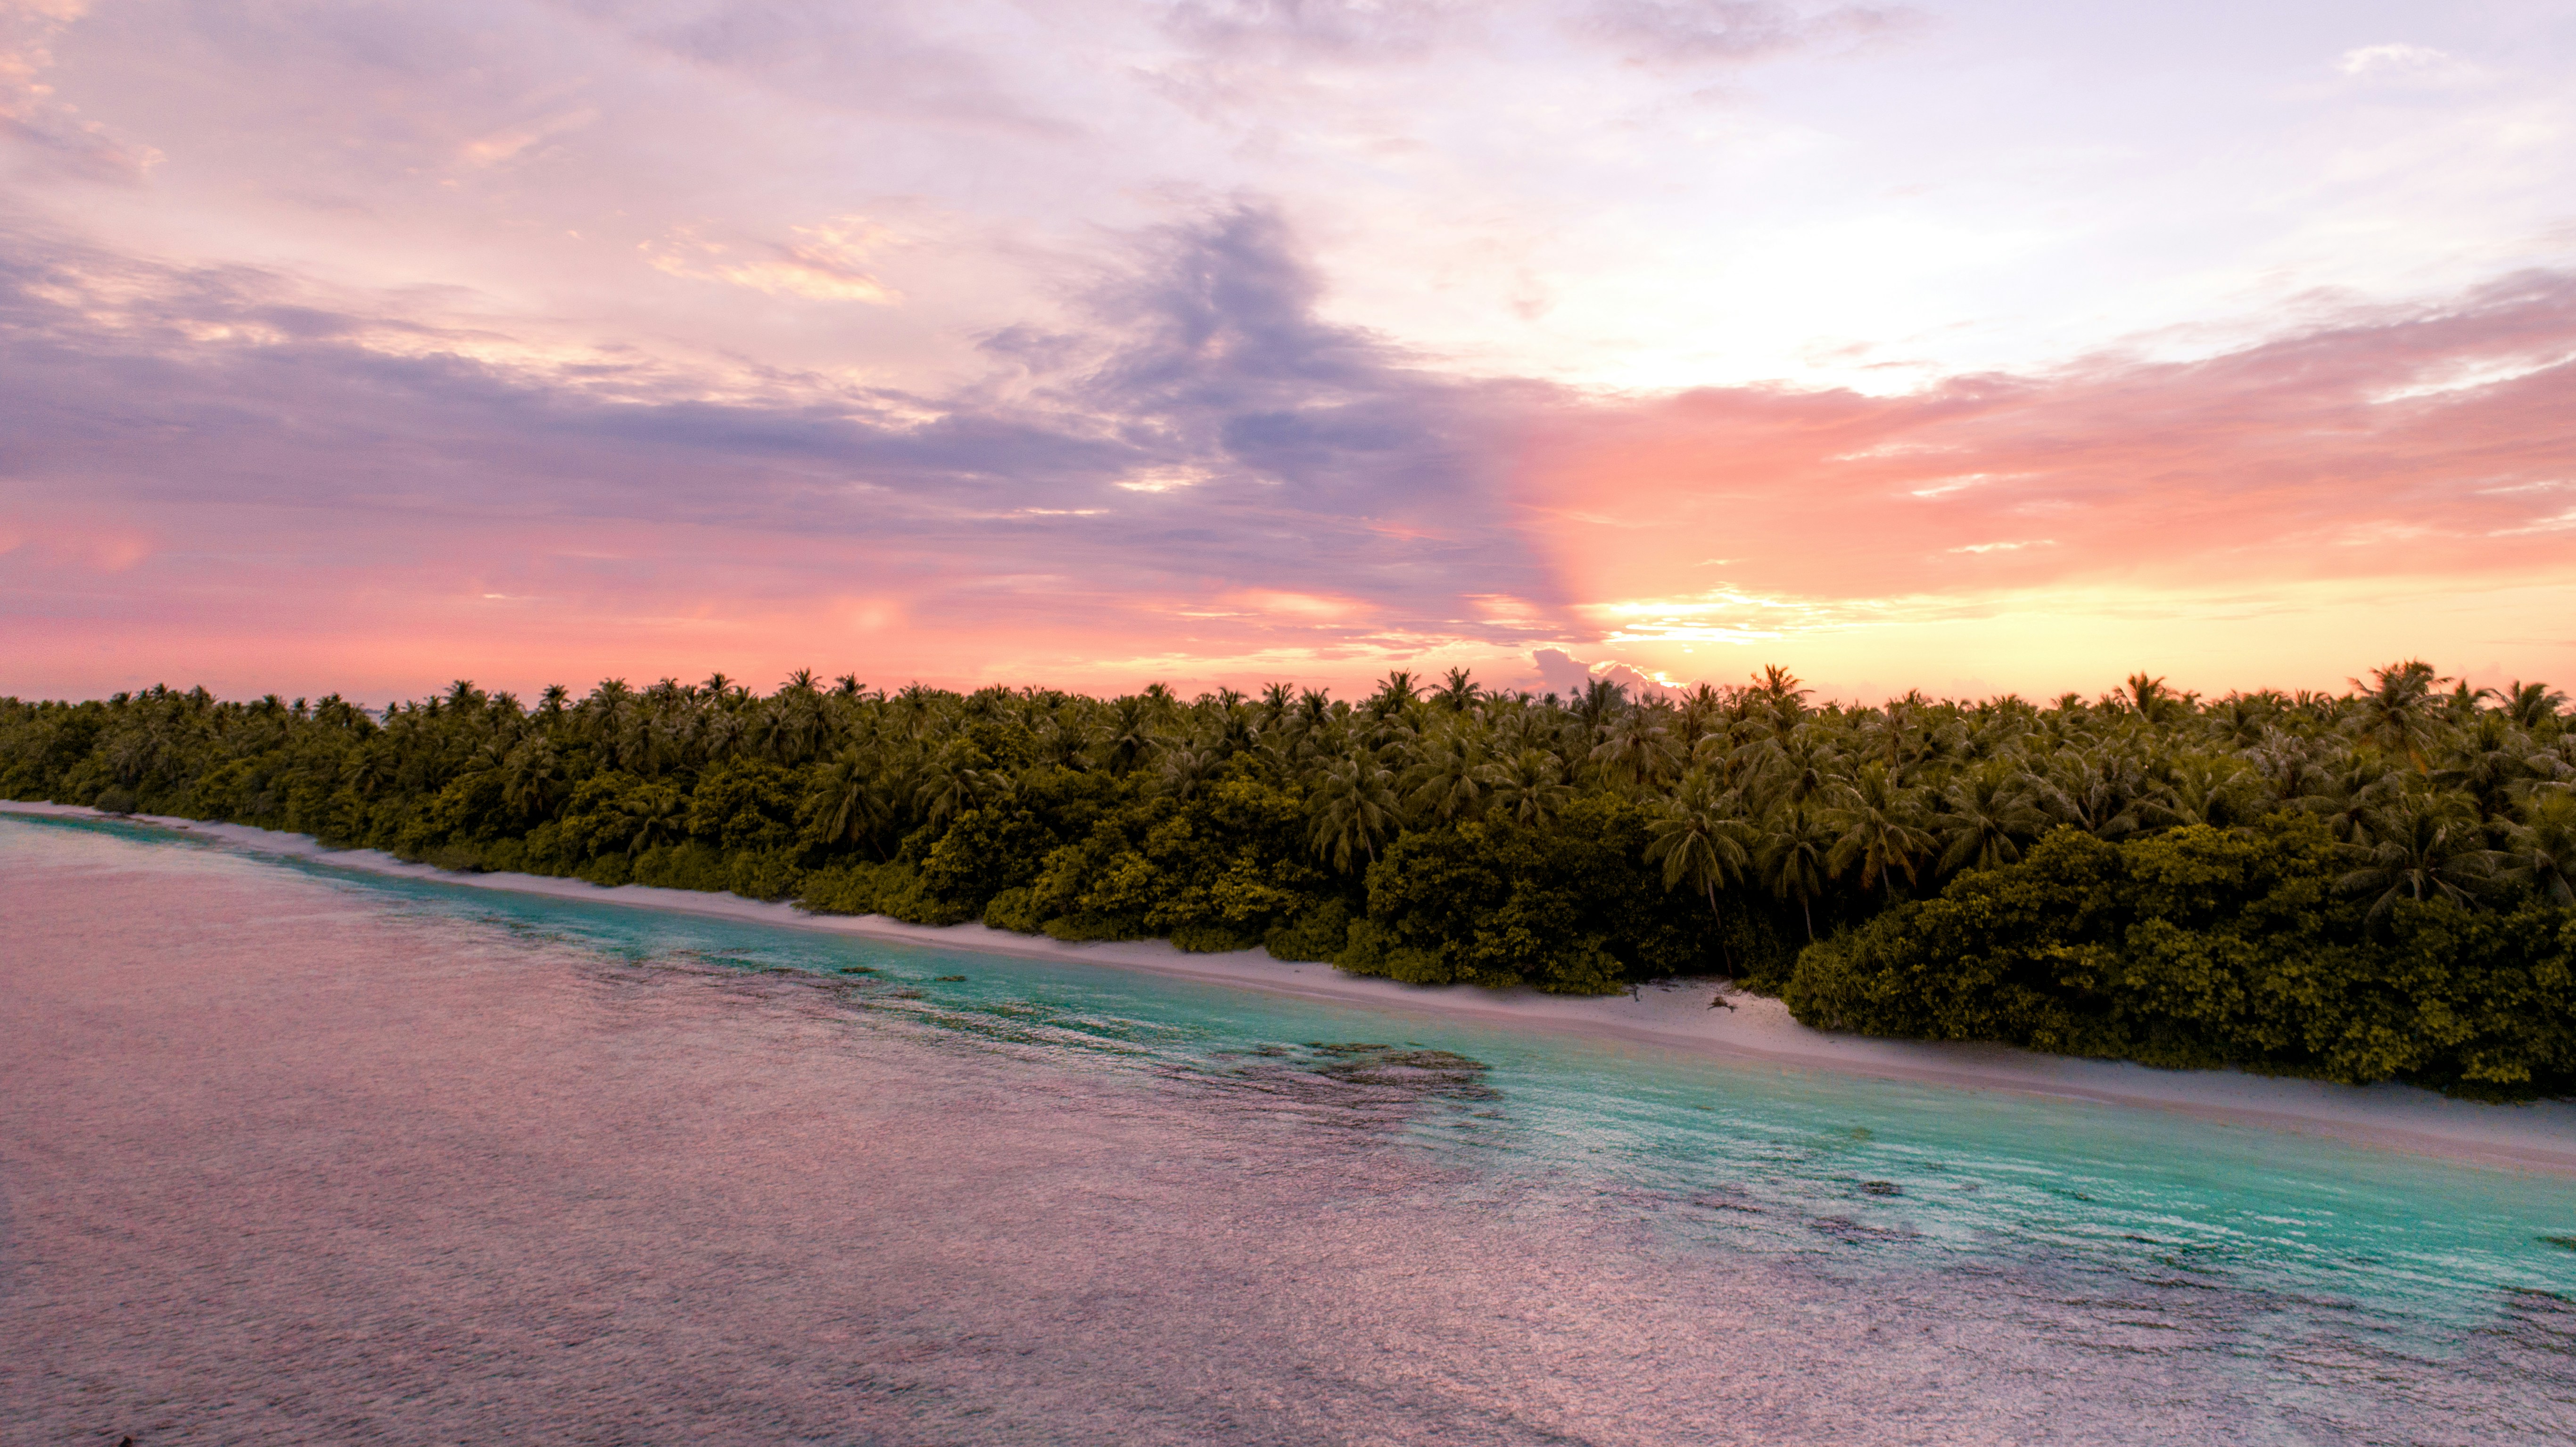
xmin=8 ymin=799 xmax=2574 ymax=1175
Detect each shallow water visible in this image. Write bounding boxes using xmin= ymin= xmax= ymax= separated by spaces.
xmin=2 ymin=816 xmax=2571 ymax=1445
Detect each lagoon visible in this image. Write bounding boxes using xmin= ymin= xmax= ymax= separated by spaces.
xmin=4 ymin=814 xmax=2571 ymax=1443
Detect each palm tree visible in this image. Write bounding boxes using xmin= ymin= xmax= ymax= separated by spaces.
xmin=2123 ymin=672 xmax=2191 ymax=725
xmin=1734 ymin=725 xmax=1839 ymax=813
xmin=1645 ymin=769 xmax=1754 ymax=957
xmin=1937 ymin=760 xmax=2047 ymax=876
xmin=2033 ymin=746 xmax=2147 ymax=839
xmin=2350 ymin=660 xmax=2446 ymax=772
xmin=2142 ymin=755 xmax=2254 ymax=830
xmin=1091 ymin=696 xmax=1160 ymax=776
xmin=2499 ymin=793 xmax=2576 ymax=907
xmin=1753 ymin=664 xmax=1810 ymax=733
xmin=2434 ymin=712 xmax=2549 ymax=821
xmin=1826 ymin=764 xmax=1934 ymax=895
xmin=1590 ymin=707 xmax=1679 ymax=795
xmin=1757 ymin=803 xmax=1837 ymax=942
xmin=1371 ymin=671 xmax=1420 ymax=714
xmin=810 ymin=749 xmax=889 ymax=856
xmin=2443 ymin=680 xmax=2494 ymax=726
xmin=1156 ymin=742 xmax=1220 ymax=800
xmin=2337 ymin=793 xmax=2497 ymax=922
xmin=1257 ymin=681 xmax=1295 ymax=731
xmin=2303 ymin=752 xmax=2404 ymax=843
xmin=2241 ymin=727 xmax=2328 ymax=809
xmin=1674 ymin=682 xmax=1726 ymax=754
xmin=1402 ymin=728 xmax=1490 ymax=824
xmin=1558 ymin=677 xmax=1616 ymax=738
xmin=1309 ymin=750 xmax=1399 ymax=873
xmin=1857 ymin=691 xmax=1926 ymax=778
xmin=1479 ymin=747 xmax=1572 ymax=828
xmin=913 ymin=740 xmax=985 ymax=830
xmin=2500 ymin=680 xmax=2569 ymax=731
xmin=624 ymin=786 xmax=687 ymax=856
xmin=501 ymin=737 xmax=563 ymax=819
xmin=700 ymin=706 xmax=744 ymax=761
xmin=1434 ymin=667 xmax=1483 ymax=714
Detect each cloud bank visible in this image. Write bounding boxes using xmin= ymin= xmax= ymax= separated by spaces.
xmin=2 ymin=0 xmax=2574 ymax=700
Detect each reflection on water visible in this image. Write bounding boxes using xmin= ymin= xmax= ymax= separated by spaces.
xmin=3 ymin=815 xmax=2572 ymax=1446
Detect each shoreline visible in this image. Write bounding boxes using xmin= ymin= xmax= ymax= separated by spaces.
xmin=10 ymin=799 xmax=2576 ymax=1176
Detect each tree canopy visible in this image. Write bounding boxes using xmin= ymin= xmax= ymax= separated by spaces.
xmin=7 ymin=659 xmax=2573 ymax=1096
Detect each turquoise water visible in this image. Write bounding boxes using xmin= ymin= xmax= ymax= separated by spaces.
xmin=5 ymin=814 xmax=2572 ymax=1443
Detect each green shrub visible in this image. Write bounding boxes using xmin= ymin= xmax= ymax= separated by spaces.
xmin=631 ymin=841 xmax=729 ymax=892
xmin=1042 ymin=911 xmax=1144 ymax=942
xmin=1785 ymin=815 xmax=2576 ymax=1097
xmin=1168 ymin=921 xmax=1257 ymax=953
xmin=725 ymin=848 xmax=804 ymax=902
xmin=982 ymin=886 xmax=1045 ymax=934
xmin=797 ymin=862 xmax=886 ymax=916
xmin=1264 ymin=898 xmax=1352 ymax=961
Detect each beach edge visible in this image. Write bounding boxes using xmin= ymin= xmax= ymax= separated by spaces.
xmin=9 ymin=799 xmax=2575 ymax=1176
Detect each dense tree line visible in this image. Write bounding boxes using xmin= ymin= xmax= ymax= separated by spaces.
xmin=4 ymin=661 xmax=2572 ymax=1095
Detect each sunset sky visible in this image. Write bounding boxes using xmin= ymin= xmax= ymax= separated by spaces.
xmin=4 ymin=0 xmax=2573 ymax=705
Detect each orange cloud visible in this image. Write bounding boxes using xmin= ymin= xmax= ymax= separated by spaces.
xmin=1511 ymin=272 xmax=2576 ymax=692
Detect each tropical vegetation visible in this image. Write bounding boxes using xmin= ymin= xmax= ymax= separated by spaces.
xmin=4 ymin=660 xmax=2571 ymax=1096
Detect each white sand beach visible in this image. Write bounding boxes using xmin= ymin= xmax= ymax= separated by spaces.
xmin=10 ymin=799 xmax=2575 ymax=1175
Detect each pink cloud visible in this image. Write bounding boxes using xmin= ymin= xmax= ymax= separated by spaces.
xmin=1517 ymin=271 xmax=2576 ymax=613
xmin=5 ymin=201 xmax=2575 ymax=703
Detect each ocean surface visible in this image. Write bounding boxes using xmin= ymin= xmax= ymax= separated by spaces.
xmin=3 ymin=815 xmax=2571 ymax=1445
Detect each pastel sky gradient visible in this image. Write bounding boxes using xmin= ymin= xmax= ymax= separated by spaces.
xmin=4 ymin=0 xmax=2574 ymax=703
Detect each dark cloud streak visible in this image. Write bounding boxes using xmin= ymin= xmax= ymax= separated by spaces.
xmin=0 ymin=204 xmax=1566 ymax=644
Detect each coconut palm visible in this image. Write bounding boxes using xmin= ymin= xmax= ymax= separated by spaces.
xmin=913 ymin=740 xmax=986 ymax=831
xmin=1937 ymin=760 xmax=2048 ymax=876
xmin=2350 ymin=660 xmax=2446 ymax=772
xmin=2142 ymin=755 xmax=2256 ymax=830
xmin=1479 ymin=747 xmax=1572 ymax=828
xmin=2499 ymin=793 xmax=2576 ymax=907
xmin=1402 ymin=727 xmax=1490 ymax=824
xmin=2500 ymin=680 xmax=2569 ymax=731
xmin=2240 ymin=727 xmax=2330 ymax=808
xmin=2337 ymin=792 xmax=2497 ymax=922
xmin=1757 ymin=803 xmax=1837 ymax=942
xmin=1573 ymin=676 xmax=1628 ymax=737
xmin=1309 ymin=750 xmax=1400 ymax=873
xmin=2304 ymin=752 xmax=2404 ymax=843
xmin=2434 ymin=712 xmax=2550 ymax=821
xmin=1590 ymin=707 xmax=1679 ymax=794
xmin=1826 ymin=764 xmax=1934 ymax=894
xmin=1090 ymin=696 xmax=1161 ymax=777
xmin=1856 ymin=691 xmax=1927 ymax=778
xmin=2123 ymin=672 xmax=2191 ymax=726
xmin=1370 ymin=671 xmax=1420 ymax=714
xmin=810 ymin=748 xmax=889 ymax=855
xmin=624 ymin=786 xmax=687 ymax=856
xmin=2033 ymin=746 xmax=2147 ymax=839
xmin=1753 ymin=664 xmax=1810 ymax=728
xmin=500 ymin=737 xmax=563 ymax=819
xmin=1646 ymin=769 xmax=1754 ymax=933
xmin=1737 ymin=726 xmax=1841 ymax=814
xmin=1155 ymin=742 xmax=1220 ymax=801
xmin=1434 ymin=667 xmax=1483 ymax=714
